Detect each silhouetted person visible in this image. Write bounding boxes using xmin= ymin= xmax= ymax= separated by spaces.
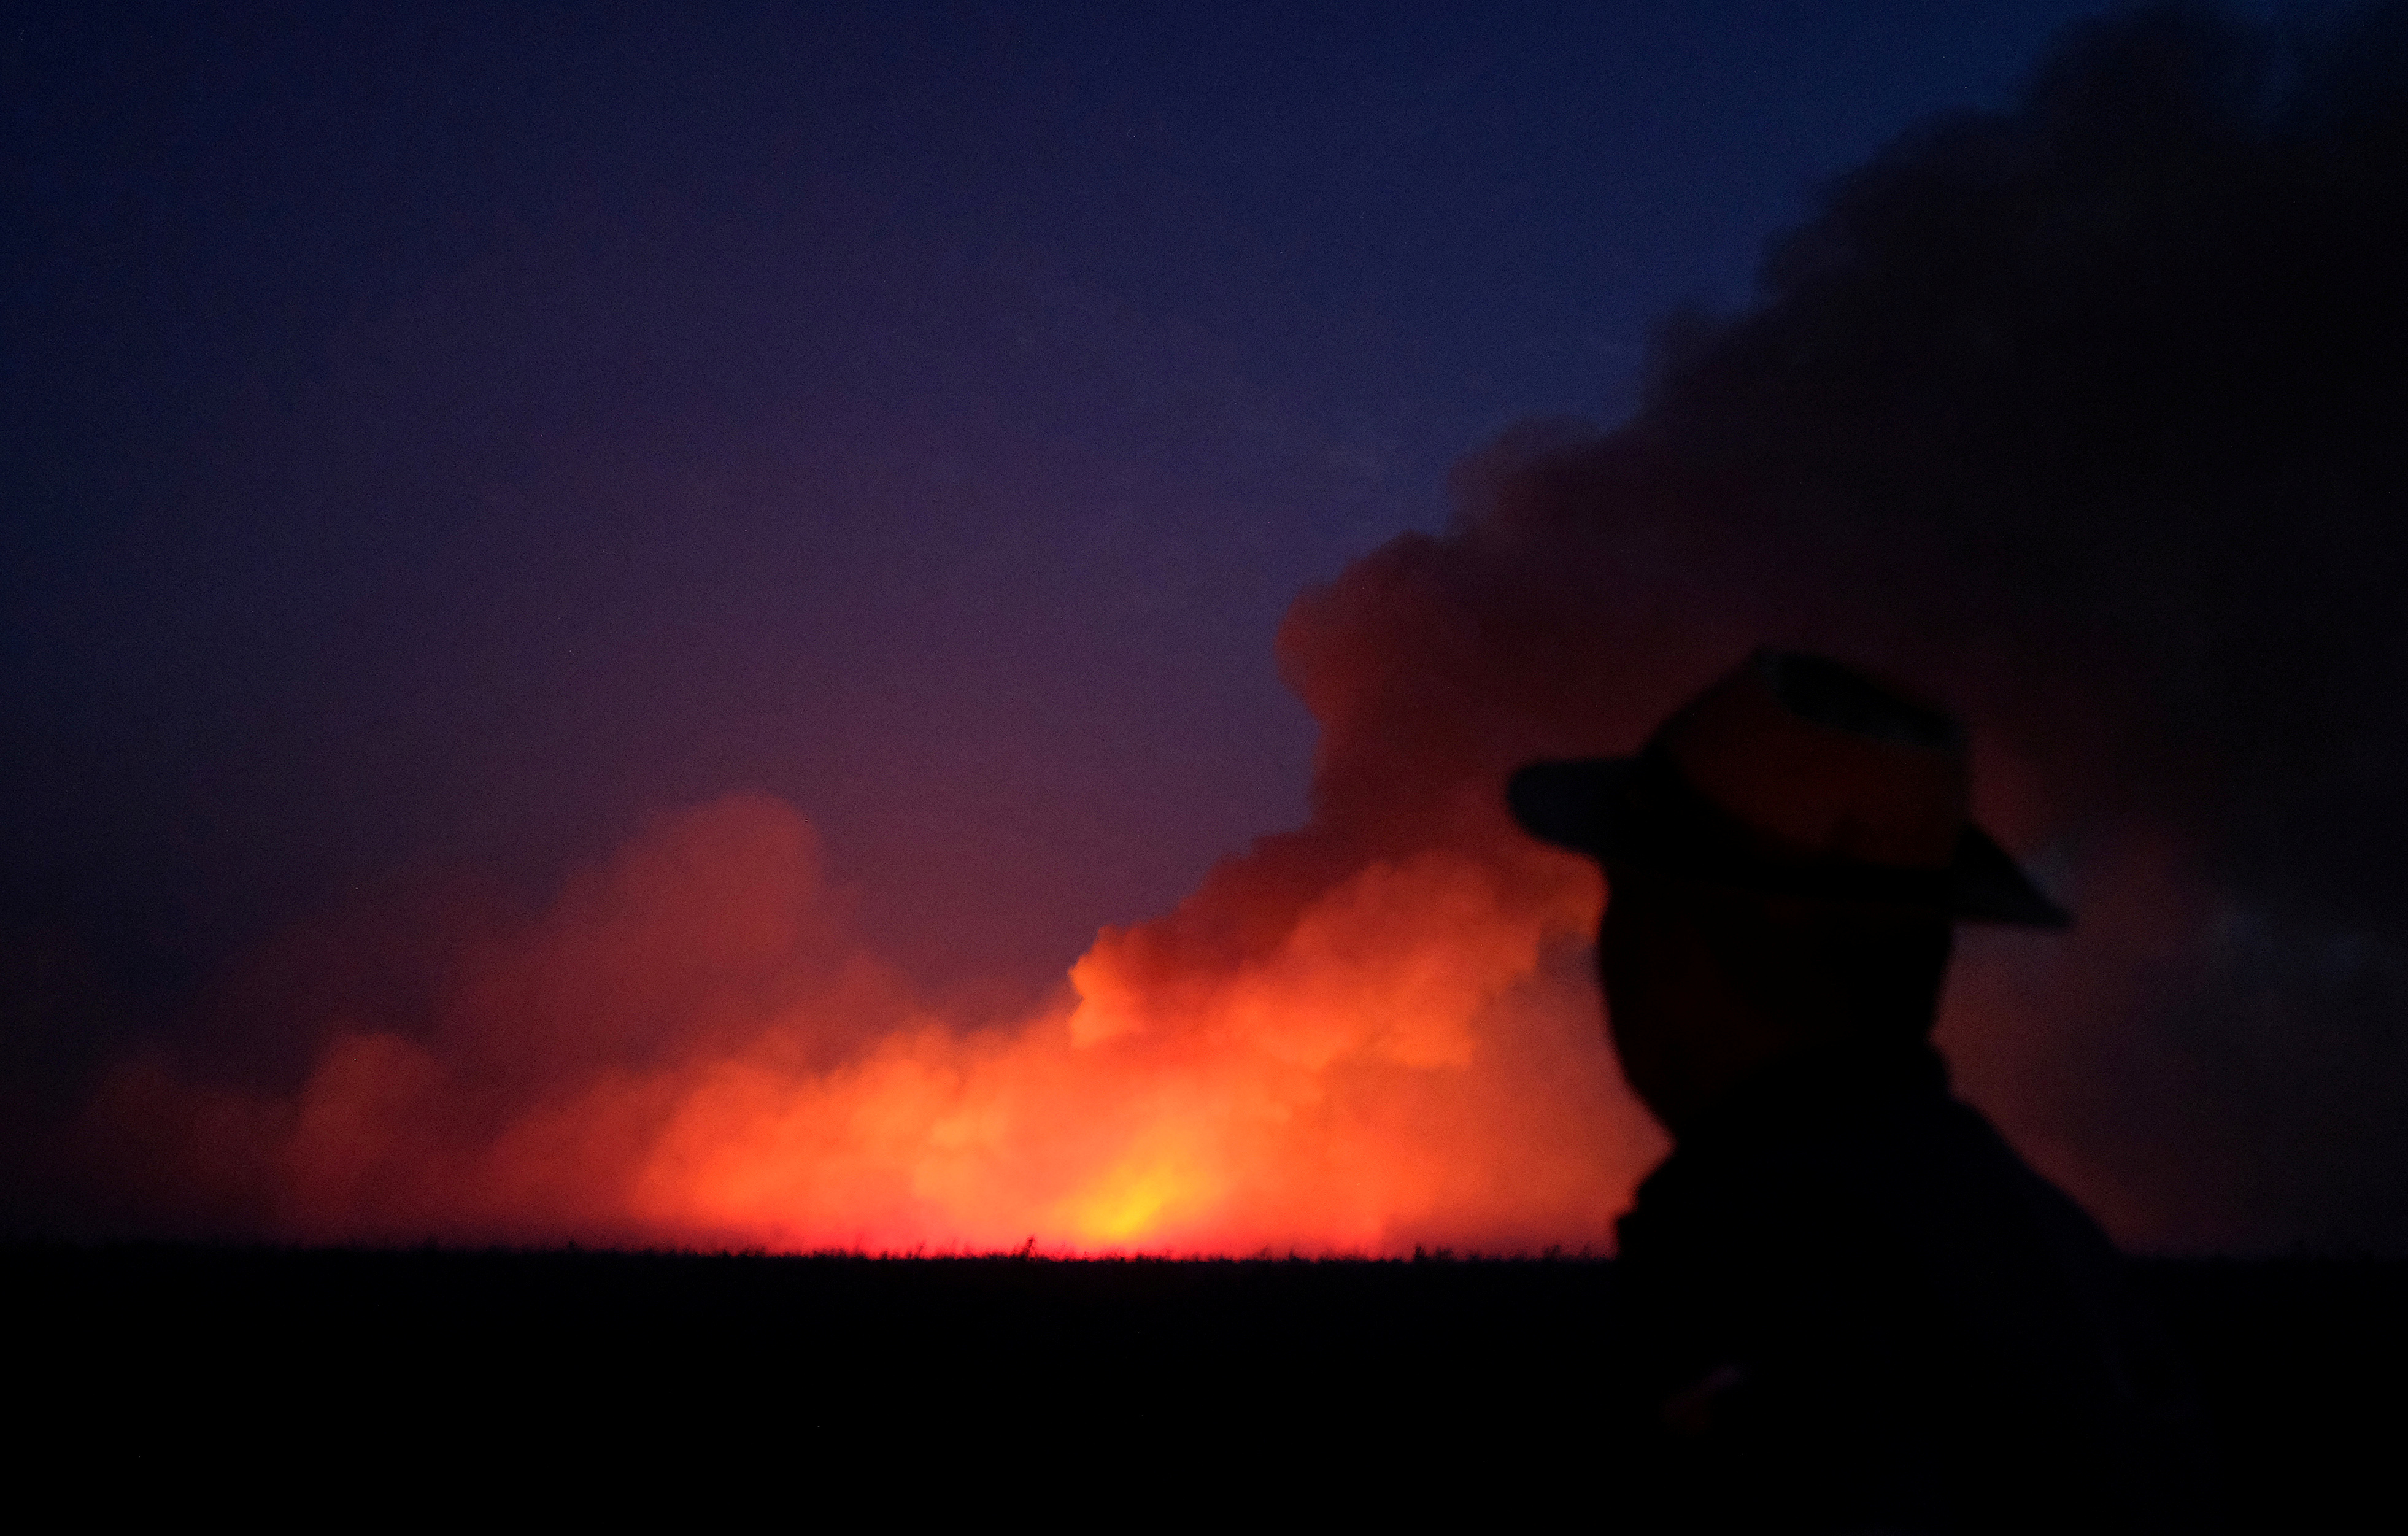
xmin=1511 ymin=650 xmax=2204 ymax=1534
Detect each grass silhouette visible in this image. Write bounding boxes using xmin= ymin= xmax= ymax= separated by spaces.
xmin=7 ymin=1245 xmax=2396 ymax=1517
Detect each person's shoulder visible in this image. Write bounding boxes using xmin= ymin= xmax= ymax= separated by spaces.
xmin=1921 ymin=1095 xmax=2125 ymax=1260
xmin=1872 ymin=1095 xmax=2178 ymax=1391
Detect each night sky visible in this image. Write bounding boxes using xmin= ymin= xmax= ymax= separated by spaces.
xmin=6 ymin=1 xmax=2135 ymax=992
xmin=9 ymin=2 xmax=2403 ymax=1252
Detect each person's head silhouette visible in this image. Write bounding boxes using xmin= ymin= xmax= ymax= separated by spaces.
xmin=1507 ymin=654 xmax=2208 ymax=1530
xmin=1509 ymin=649 xmax=2067 ymax=1133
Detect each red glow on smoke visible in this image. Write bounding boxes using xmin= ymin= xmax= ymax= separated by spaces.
xmin=90 ymin=792 xmax=1661 ymax=1251
xmin=79 ymin=522 xmax=2150 ymax=1254
xmin=76 ymin=525 xmax=1693 ymax=1251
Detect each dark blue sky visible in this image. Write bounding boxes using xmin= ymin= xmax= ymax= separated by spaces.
xmin=6 ymin=2 xmax=2215 ymax=1005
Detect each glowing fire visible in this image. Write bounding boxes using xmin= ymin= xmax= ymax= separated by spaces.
xmin=91 ymin=793 xmax=1665 ymax=1252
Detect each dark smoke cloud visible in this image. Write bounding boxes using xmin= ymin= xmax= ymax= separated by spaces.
xmin=13 ymin=3 xmax=2406 ymax=1253
xmin=1245 ymin=1 xmax=2408 ymax=1251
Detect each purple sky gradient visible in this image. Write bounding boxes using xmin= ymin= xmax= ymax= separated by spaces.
xmin=0 ymin=1 xmax=2275 ymax=1056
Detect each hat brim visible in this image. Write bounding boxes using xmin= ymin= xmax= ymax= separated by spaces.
xmin=1508 ymin=757 xmax=2070 ymax=927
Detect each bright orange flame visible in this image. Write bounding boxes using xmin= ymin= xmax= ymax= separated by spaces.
xmin=90 ymin=793 xmax=1665 ymax=1252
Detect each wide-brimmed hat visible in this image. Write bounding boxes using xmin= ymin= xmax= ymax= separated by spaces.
xmin=1508 ymin=649 xmax=2069 ymax=926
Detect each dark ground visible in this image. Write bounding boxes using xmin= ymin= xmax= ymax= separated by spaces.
xmin=7 ymin=1247 xmax=2399 ymax=1520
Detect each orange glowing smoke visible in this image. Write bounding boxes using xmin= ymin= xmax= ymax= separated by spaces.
xmin=82 ymin=526 xmax=1698 ymax=1252
xmin=72 ymin=506 xmax=2207 ymax=1254
xmin=83 ymin=503 xmax=2174 ymax=1254
xmin=89 ymin=788 xmax=1661 ymax=1252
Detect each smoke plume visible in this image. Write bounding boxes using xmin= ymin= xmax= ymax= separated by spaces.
xmin=60 ymin=2 xmax=2408 ymax=1252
